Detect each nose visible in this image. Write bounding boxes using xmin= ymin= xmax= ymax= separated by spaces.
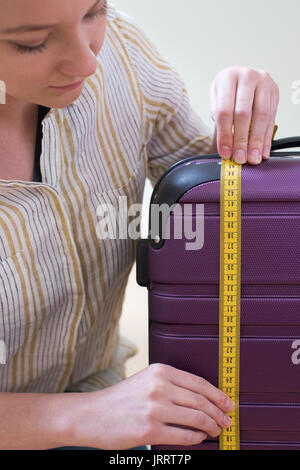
xmin=58 ymin=35 xmax=98 ymax=79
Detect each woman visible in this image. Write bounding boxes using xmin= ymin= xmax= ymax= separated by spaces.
xmin=0 ymin=0 xmax=279 ymax=449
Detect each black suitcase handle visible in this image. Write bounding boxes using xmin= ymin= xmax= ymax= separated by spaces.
xmin=271 ymin=136 xmax=300 ymax=152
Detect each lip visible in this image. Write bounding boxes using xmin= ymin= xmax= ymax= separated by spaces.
xmin=50 ymin=80 xmax=84 ymax=90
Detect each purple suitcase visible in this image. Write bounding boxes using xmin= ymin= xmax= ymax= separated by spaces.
xmin=137 ymin=137 xmax=300 ymax=450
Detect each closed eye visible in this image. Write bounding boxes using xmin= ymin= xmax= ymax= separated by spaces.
xmin=13 ymin=0 xmax=107 ymax=55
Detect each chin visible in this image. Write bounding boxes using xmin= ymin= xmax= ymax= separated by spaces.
xmin=50 ymin=90 xmax=84 ymax=109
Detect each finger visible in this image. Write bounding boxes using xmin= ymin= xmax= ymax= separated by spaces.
xmin=232 ymin=79 xmax=256 ymax=164
xmin=215 ymin=75 xmax=237 ymax=159
xmin=162 ymin=403 xmax=221 ymax=438
xmin=209 ymin=85 xmax=218 ymax=154
xmin=169 ymin=383 xmax=232 ymax=429
xmin=210 ymin=82 xmax=217 ymax=124
xmin=262 ymin=86 xmax=279 ymax=160
xmin=247 ymin=82 xmax=271 ymax=165
xmin=152 ymin=422 xmax=207 ymax=447
xmin=167 ymin=367 xmax=234 ymax=413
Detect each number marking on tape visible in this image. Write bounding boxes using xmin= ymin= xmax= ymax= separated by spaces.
xmin=219 ymin=157 xmax=242 ymax=451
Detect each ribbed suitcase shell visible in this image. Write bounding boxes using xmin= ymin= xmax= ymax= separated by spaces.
xmin=137 ymin=144 xmax=300 ymax=450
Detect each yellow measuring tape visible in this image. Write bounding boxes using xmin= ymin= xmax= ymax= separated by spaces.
xmin=218 ymin=124 xmax=278 ymax=451
xmin=219 ymin=157 xmax=242 ymax=450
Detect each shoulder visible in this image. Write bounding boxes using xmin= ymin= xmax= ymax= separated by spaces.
xmin=106 ymin=1 xmax=164 ymax=60
xmin=105 ymin=2 xmax=186 ymax=109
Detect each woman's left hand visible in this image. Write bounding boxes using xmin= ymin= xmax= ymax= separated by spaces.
xmin=210 ymin=65 xmax=280 ymax=165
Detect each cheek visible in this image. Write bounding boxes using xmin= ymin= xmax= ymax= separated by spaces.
xmin=0 ymin=54 xmax=51 ymax=95
xmin=16 ymin=59 xmax=50 ymax=87
xmin=0 ymin=50 xmax=17 ymax=84
xmin=91 ymin=19 xmax=107 ymax=56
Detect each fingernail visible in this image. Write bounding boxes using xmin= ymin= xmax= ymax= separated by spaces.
xmin=234 ymin=149 xmax=246 ymax=164
xmin=250 ymin=149 xmax=261 ymax=164
xmin=226 ymin=397 xmax=234 ymax=411
xmin=221 ymin=146 xmax=231 ymax=158
xmin=224 ymin=415 xmax=232 ymax=427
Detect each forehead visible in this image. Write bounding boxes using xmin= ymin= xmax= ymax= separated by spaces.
xmin=0 ymin=0 xmax=95 ymax=26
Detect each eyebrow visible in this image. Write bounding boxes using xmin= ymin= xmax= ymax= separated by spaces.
xmin=0 ymin=0 xmax=102 ymax=35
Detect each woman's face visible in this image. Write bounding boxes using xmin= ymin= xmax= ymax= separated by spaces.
xmin=0 ymin=0 xmax=107 ymax=109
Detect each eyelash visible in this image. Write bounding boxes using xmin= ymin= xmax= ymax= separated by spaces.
xmin=14 ymin=2 xmax=107 ymax=55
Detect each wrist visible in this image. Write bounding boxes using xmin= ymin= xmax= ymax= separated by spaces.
xmin=45 ymin=391 xmax=92 ymax=448
xmin=54 ymin=392 xmax=88 ymax=447
xmin=57 ymin=390 xmax=102 ymax=448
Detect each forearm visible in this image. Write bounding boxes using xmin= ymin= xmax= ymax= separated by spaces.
xmin=0 ymin=391 xmax=84 ymax=450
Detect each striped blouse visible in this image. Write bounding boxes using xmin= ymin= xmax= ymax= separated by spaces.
xmin=0 ymin=1 xmax=213 ymax=393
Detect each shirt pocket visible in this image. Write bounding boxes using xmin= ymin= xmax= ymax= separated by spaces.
xmin=92 ymin=157 xmax=146 ymax=293
xmin=0 ymin=249 xmax=51 ymax=361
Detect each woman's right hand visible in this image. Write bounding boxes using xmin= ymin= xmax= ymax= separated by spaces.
xmin=68 ymin=363 xmax=234 ymax=449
